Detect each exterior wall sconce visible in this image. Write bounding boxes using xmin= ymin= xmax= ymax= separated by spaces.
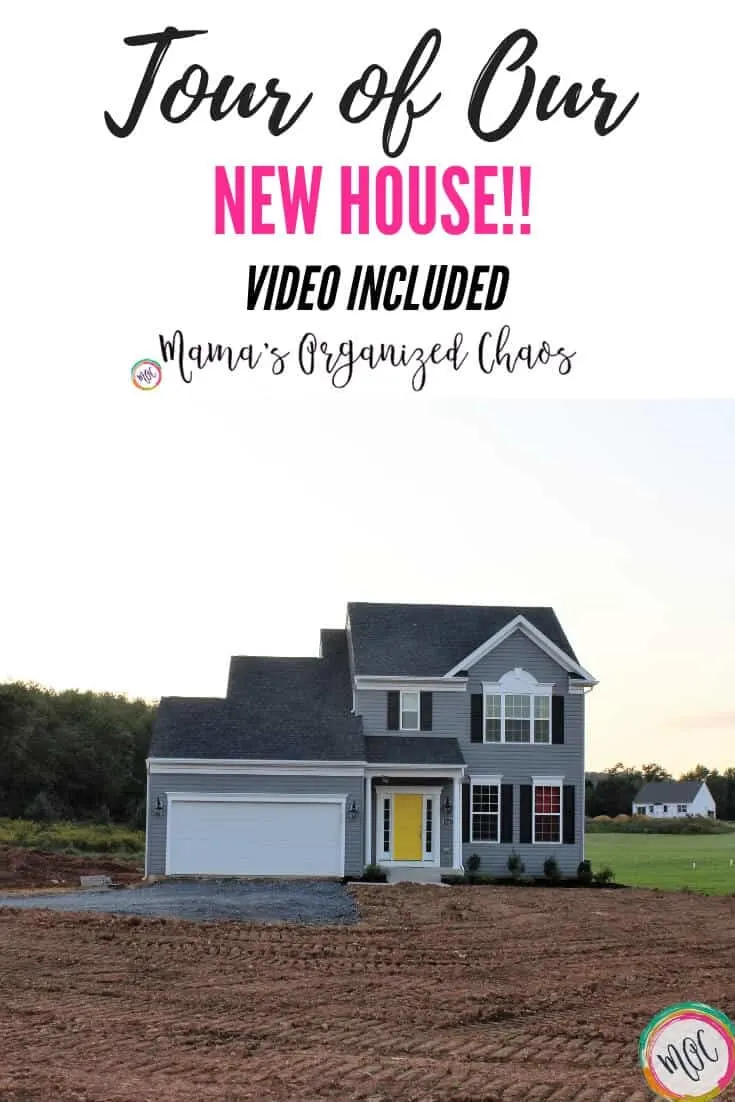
xmin=155 ymin=795 xmax=166 ymax=816
xmin=348 ymin=798 xmax=359 ymax=820
xmin=442 ymin=796 xmax=452 ymax=815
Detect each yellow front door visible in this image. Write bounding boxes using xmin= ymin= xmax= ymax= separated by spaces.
xmin=393 ymin=794 xmax=424 ymax=861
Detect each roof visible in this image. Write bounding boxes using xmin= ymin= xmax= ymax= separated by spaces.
xmin=365 ymin=735 xmax=465 ymax=766
xmin=634 ymin=781 xmax=703 ymax=804
xmin=347 ymin=602 xmax=578 ymax=677
xmin=151 ymin=629 xmax=364 ymax=761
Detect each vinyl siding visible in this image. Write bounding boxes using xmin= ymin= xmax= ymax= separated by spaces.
xmin=356 ymin=630 xmax=586 ymax=876
xmin=147 ymin=771 xmax=364 ymax=877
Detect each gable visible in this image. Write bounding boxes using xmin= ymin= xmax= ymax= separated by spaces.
xmin=444 ymin=615 xmax=596 ymax=682
xmin=460 ymin=631 xmax=569 ymax=686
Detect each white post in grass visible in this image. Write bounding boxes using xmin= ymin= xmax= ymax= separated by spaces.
xmin=692 ymin=860 xmax=696 ymax=869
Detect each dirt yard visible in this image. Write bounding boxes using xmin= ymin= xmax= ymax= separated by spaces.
xmin=0 ymin=844 xmax=143 ymax=890
xmin=1 ymin=884 xmax=734 ymax=1102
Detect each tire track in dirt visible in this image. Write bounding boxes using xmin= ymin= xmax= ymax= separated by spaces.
xmin=1 ymin=886 xmax=734 ymax=1101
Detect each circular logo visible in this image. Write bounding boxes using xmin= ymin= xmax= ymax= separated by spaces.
xmin=640 ymin=1003 xmax=735 ymax=1101
xmin=131 ymin=359 xmax=162 ymax=390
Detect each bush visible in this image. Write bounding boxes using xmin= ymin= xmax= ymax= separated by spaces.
xmin=362 ymin=863 xmax=387 ymax=882
xmin=594 ymin=865 xmax=615 ymax=885
xmin=507 ymin=852 xmax=525 ymax=879
xmin=543 ymin=856 xmax=562 ymax=884
xmin=466 ymin=853 xmax=481 ymax=873
xmin=577 ymin=859 xmax=593 ymax=886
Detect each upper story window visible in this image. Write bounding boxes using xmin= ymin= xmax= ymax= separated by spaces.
xmin=481 ymin=669 xmax=554 ymax=745
xmin=400 ymin=690 xmax=419 ymax=730
xmin=387 ymin=689 xmax=433 ymax=731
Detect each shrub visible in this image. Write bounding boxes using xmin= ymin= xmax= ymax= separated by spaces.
xmin=543 ymin=856 xmax=562 ymax=884
xmin=362 ymin=863 xmax=387 ymax=882
xmin=577 ymin=859 xmax=593 ymax=886
xmin=507 ymin=852 xmax=525 ymax=879
xmin=466 ymin=853 xmax=481 ymax=874
xmin=594 ymin=865 xmax=615 ymax=885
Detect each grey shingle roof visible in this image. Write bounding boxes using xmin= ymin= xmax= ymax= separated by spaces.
xmin=347 ymin=602 xmax=578 ymax=676
xmin=151 ymin=629 xmax=364 ymax=761
xmin=634 ymin=781 xmax=703 ymax=804
xmin=365 ymin=735 xmax=465 ymax=766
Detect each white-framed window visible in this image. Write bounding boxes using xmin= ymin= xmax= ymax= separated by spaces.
xmin=677 ymin=803 xmax=687 ymax=813
xmin=382 ymin=797 xmax=391 ymax=855
xmin=470 ymin=775 xmax=502 ymax=843
xmin=400 ymin=689 xmax=419 ymax=730
xmin=532 ymin=777 xmax=563 ymax=844
xmin=483 ymin=669 xmax=553 ymax=744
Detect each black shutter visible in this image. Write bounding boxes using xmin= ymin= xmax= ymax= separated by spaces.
xmin=519 ymin=784 xmax=532 ymax=843
xmin=563 ymin=785 xmax=575 ymax=844
xmin=387 ymin=691 xmax=399 ymax=730
xmin=420 ymin=691 xmax=433 ymax=731
xmin=500 ymin=784 xmax=513 ymax=843
xmin=470 ymin=694 xmax=483 ymax=742
xmin=551 ymin=696 xmax=565 ymax=743
xmin=462 ymin=782 xmax=470 ymax=843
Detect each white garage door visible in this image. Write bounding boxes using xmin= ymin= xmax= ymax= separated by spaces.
xmin=166 ymin=796 xmax=345 ymax=877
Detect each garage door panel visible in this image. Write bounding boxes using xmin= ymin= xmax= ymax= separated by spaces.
xmin=166 ymin=798 xmax=344 ymax=877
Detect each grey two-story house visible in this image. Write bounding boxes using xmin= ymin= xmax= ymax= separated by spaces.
xmin=146 ymin=602 xmax=597 ymax=880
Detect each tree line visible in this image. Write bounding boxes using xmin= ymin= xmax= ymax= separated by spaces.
xmin=0 ymin=682 xmax=154 ymax=827
xmin=1 ymin=682 xmax=733 ymax=826
xmin=586 ymin=762 xmax=735 ymax=821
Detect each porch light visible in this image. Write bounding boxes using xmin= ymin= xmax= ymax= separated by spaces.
xmin=442 ymin=796 xmax=452 ymax=814
xmin=347 ymin=798 xmax=359 ymax=820
xmin=155 ymin=795 xmax=165 ymax=815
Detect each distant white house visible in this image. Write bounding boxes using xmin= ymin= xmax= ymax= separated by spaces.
xmin=633 ymin=780 xmax=716 ymax=819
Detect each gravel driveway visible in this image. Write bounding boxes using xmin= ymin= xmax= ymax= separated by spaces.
xmin=0 ymin=879 xmax=359 ymax=924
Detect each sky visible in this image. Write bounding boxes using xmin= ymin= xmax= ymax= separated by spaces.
xmin=1 ymin=398 xmax=732 ymax=776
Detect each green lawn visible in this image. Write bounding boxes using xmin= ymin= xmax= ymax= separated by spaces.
xmin=586 ymin=832 xmax=735 ymax=894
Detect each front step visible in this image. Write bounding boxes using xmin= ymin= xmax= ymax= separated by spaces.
xmin=386 ymin=866 xmax=443 ymax=885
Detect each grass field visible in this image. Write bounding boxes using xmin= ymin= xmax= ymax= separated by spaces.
xmin=586 ymin=831 xmax=735 ymax=893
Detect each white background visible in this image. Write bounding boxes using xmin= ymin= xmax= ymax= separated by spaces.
xmin=2 ymin=1 xmax=733 ymax=402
